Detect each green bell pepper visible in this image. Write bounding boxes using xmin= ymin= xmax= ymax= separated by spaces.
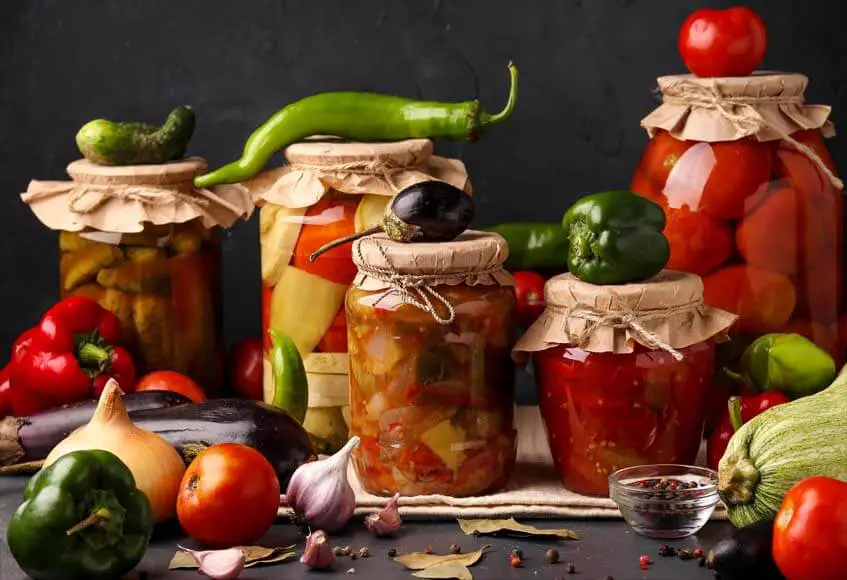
xmin=741 ymin=333 xmax=836 ymax=399
xmin=484 ymin=222 xmax=569 ymax=271
xmin=562 ymin=191 xmax=670 ymax=285
xmin=6 ymin=449 xmax=153 ymax=580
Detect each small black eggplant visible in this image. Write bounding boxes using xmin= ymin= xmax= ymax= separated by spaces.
xmin=706 ymin=518 xmax=785 ymax=580
xmin=309 ymin=180 xmax=474 ymax=261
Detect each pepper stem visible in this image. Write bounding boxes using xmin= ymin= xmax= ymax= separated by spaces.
xmin=66 ymin=508 xmax=111 ymax=536
xmin=728 ymin=397 xmax=744 ymax=433
xmin=78 ymin=342 xmax=111 ymax=368
xmin=477 ymin=62 xmax=519 ymax=128
xmin=309 ymin=226 xmax=382 ymax=262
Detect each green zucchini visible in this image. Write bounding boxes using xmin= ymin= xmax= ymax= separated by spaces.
xmin=718 ymin=364 xmax=847 ymax=527
xmin=76 ymin=105 xmax=195 ymax=165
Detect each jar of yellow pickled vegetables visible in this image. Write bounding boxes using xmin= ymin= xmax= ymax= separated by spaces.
xmin=347 ymin=231 xmax=517 ymax=497
xmin=246 ymin=138 xmax=471 ymax=452
xmin=22 ymin=158 xmax=253 ymax=395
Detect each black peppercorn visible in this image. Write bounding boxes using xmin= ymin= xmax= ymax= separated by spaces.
xmin=450 ymin=544 xmax=461 ymax=554
xmin=566 ymin=561 xmax=576 ymax=573
xmin=387 ymin=548 xmax=397 ymax=557
xmin=350 ymin=553 xmax=358 ymax=561
xmin=546 ymin=548 xmax=560 ymax=564
xmin=657 ymin=544 xmax=677 ymax=557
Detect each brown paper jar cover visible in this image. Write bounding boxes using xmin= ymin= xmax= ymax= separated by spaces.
xmin=245 ymin=138 xmax=472 ymax=208
xmin=513 ymin=271 xmax=737 ymax=360
xmin=21 ymin=157 xmax=253 ymax=233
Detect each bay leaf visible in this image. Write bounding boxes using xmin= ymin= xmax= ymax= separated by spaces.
xmin=457 ymin=518 xmax=579 ymax=540
xmin=394 ymin=545 xmax=490 ymax=570
xmin=412 ymin=562 xmax=473 ymax=580
xmin=168 ymin=545 xmax=297 ymax=570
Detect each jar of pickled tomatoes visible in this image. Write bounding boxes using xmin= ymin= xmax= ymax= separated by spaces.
xmin=347 ymin=231 xmax=517 ymax=497
xmin=513 ymin=271 xmax=736 ymax=496
xmin=247 ymin=139 xmax=471 ymax=452
xmin=633 ymin=73 xmax=845 ymax=366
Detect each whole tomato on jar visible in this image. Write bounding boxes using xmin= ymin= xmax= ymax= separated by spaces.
xmin=513 ymin=271 xmax=546 ymax=328
xmin=678 ymin=7 xmax=768 ymax=77
xmin=136 ymin=370 xmax=207 ymax=403
xmin=177 ymin=443 xmax=281 ymax=547
xmin=227 ymin=338 xmax=264 ymax=400
xmin=773 ymin=476 xmax=847 ymax=580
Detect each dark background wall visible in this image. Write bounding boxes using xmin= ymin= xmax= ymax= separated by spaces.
xmin=1 ymin=0 xmax=845 ymax=356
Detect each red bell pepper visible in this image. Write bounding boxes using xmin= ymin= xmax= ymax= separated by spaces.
xmin=706 ymin=392 xmax=790 ymax=470
xmin=8 ymin=296 xmax=137 ymax=415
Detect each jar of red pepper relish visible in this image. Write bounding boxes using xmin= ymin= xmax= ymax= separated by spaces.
xmin=632 ymin=73 xmax=844 ymax=366
xmin=347 ymin=231 xmax=517 ymax=497
xmin=513 ymin=271 xmax=736 ymax=496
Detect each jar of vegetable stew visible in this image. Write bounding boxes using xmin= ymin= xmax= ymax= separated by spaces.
xmin=632 ymin=73 xmax=844 ymax=364
xmin=347 ymin=231 xmax=517 ymax=496
xmin=513 ymin=271 xmax=737 ymax=496
xmin=22 ymin=158 xmax=253 ymax=395
xmin=247 ymin=139 xmax=471 ymax=453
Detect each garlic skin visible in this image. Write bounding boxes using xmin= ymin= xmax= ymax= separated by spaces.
xmin=300 ymin=530 xmax=336 ymax=569
xmin=286 ymin=436 xmax=359 ymax=532
xmin=177 ymin=546 xmax=245 ymax=580
xmin=364 ymin=492 xmax=402 ymax=537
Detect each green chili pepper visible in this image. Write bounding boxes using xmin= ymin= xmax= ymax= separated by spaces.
xmin=268 ymin=329 xmax=309 ymax=423
xmin=485 ymin=222 xmax=569 ymax=271
xmin=6 ymin=449 xmax=153 ymax=580
xmin=562 ymin=191 xmax=669 ymax=285
xmin=195 ymin=62 xmax=519 ymax=188
xmin=741 ymin=333 xmax=836 ymax=399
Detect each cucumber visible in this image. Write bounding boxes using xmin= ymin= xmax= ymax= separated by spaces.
xmin=718 ymin=364 xmax=847 ymax=527
xmin=75 ymin=105 xmax=195 ymax=165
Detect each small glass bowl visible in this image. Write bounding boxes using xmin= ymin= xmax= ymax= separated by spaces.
xmin=609 ymin=464 xmax=720 ymax=539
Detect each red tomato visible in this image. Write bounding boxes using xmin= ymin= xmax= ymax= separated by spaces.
xmin=290 ymin=195 xmax=359 ymax=286
xmin=512 ymin=271 xmax=546 ymax=328
xmin=773 ymin=477 xmax=847 ymax=580
xmin=663 ymin=207 xmax=733 ymax=276
xmin=678 ymin=7 xmax=767 ymax=77
xmin=135 ymin=370 xmax=207 ymax=402
xmin=634 ymin=130 xmax=693 ymax=189
xmin=227 ymin=338 xmax=264 ymax=400
xmin=177 ymin=443 xmax=281 ymax=547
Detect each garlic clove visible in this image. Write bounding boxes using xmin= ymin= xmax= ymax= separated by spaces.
xmin=177 ymin=545 xmax=246 ymax=580
xmin=300 ymin=530 xmax=336 ymax=570
xmin=364 ymin=492 xmax=402 ymax=537
xmin=286 ymin=436 xmax=360 ymax=532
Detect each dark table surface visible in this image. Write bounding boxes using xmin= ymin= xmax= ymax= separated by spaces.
xmin=0 ymin=474 xmax=732 ymax=580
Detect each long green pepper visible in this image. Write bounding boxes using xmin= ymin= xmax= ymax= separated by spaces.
xmin=195 ymin=62 xmax=519 ymax=188
xmin=269 ymin=329 xmax=309 ymax=424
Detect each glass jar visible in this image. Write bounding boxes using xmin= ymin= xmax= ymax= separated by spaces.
xmin=633 ymin=73 xmax=844 ymax=365
xmin=513 ymin=271 xmax=736 ymax=497
xmin=346 ymin=231 xmax=517 ymax=496
xmin=252 ymin=139 xmax=471 ymax=452
xmin=23 ymin=158 xmax=252 ymax=396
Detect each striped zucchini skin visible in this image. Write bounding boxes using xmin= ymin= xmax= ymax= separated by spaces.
xmin=718 ymin=365 xmax=847 ymax=527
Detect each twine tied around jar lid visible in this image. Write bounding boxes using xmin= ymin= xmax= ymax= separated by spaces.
xmin=351 ymin=230 xmax=514 ymax=326
xmin=286 ymin=156 xmax=422 ymax=193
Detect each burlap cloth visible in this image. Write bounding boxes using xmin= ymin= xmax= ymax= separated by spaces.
xmin=279 ymin=406 xmax=728 ymax=520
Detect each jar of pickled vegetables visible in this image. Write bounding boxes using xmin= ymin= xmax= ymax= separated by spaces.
xmin=22 ymin=158 xmax=253 ymax=395
xmin=248 ymin=138 xmax=471 ymax=452
xmin=347 ymin=231 xmax=516 ymax=496
xmin=513 ymin=271 xmax=737 ymax=496
xmin=632 ymin=73 xmax=845 ymax=364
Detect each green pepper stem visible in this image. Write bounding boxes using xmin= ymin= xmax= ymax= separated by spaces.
xmin=309 ymin=226 xmax=382 ymax=262
xmin=728 ymin=396 xmax=744 ymax=432
xmin=77 ymin=342 xmax=111 ymax=367
xmin=479 ymin=62 xmax=519 ymax=127
xmin=66 ymin=508 xmax=111 ymax=536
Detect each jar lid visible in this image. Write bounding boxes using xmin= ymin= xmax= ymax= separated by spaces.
xmin=21 ymin=157 xmax=253 ymax=234
xmin=351 ymin=230 xmax=514 ymax=325
xmin=245 ymin=138 xmax=472 ymax=209
xmin=513 ymin=271 xmax=737 ymax=360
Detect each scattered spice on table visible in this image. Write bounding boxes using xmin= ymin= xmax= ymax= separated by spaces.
xmin=346 ymin=568 xmax=355 ymax=575
xmin=639 ymin=554 xmax=653 ymax=570
xmin=657 ymin=544 xmax=676 ymax=557
xmin=566 ymin=561 xmax=577 ymax=574
xmin=693 ymin=547 xmax=703 ymax=558
xmin=350 ymin=553 xmax=358 ymax=561
xmin=699 ymin=556 xmax=706 ymax=567
xmin=358 ymin=547 xmax=370 ymax=558
xmin=424 ymin=545 xmax=433 ymax=555
xmin=509 ymin=550 xmax=523 ymax=568
xmin=546 ymin=548 xmax=560 ymax=564
xmin=387 ymin=549 xmax=397 ymax=557
xmin=678 ymin=548 xmax=695 ymax=561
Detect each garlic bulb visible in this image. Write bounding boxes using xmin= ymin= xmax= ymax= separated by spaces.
xmin=44 ymin=379 xmax=186 ymax=523
xmin=300 ymin=530 xmax=335 ymax=569
xmin=286 ymin=436 xmax=359 ymax=532
xmin=178 ymin=546 xmax=245 ymax=580
xmin=364 ymin=492 xmax=402 ymax=536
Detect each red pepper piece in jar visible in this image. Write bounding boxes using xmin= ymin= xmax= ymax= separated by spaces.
xmin=9 ymin=296 xmax=137 ymax=415
xmin=513 ymin=271 xmax=546 ymax=328
xmin=706 ymin=393 xmax=790 ymax=470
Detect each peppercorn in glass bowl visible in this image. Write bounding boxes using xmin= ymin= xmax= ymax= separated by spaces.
xmin=609 ymin=464 xmax=720 ymax=539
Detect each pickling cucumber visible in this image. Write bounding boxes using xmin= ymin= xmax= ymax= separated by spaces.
xmin=75 ymin=105 xmax=195 ymax=165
